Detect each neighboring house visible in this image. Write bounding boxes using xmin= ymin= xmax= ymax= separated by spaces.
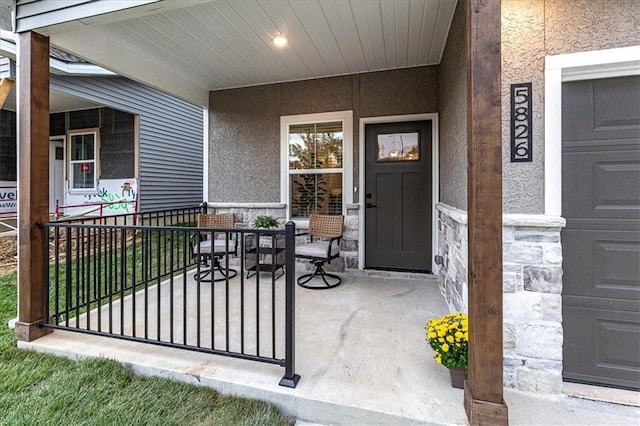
xmin=3 ymin=0 xmax=638 ymax=411
xmin=0 ymin=48 xmax=204 ymax=216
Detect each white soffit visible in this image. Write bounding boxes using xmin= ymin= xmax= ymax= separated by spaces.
xmin=35 ymin=0 xmax=457 ymax=107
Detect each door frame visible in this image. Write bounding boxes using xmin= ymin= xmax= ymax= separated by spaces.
xmin=49 ymin=136 xmax=66 ymax=213
xmin=359 ymin=113 xmax=439 ymax=272
xmin=544 ymin=45 xmax=640 ymax=216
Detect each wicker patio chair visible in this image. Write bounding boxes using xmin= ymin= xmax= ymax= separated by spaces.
xmin=295 ymin=214 xmax=344 ymax=289
xmin=192 ymin=212 xmax=237 ymax=282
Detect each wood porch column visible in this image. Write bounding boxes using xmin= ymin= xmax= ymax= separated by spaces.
xmin=14 ymin=31 xmax=51 ymax=342
xmin=463 ymin=0 xmax=509 ymax=424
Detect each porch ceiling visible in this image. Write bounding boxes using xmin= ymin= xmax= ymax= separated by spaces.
xmin=7 ymin=0 xmax=457 ymax=107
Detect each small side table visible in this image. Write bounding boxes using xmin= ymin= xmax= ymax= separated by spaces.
xmin=244 ymin=233 xmax=285 ymax=279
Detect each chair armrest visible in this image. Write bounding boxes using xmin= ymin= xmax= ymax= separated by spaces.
xmin=326 ymin=236 xmax=341 ymax=260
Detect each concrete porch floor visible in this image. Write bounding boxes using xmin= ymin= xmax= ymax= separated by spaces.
xmin=19 ymin=273 xmax=640 ymax=425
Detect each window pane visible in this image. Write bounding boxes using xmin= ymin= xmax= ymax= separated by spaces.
xmin=376 ymin=132 xmax=420 ymax=162
xmin=72 ymin=163 xmax=95 ymax=189
xmin=70 ymin=134 xmax=95 ymax=161
xmin=290 ymin=173 xmax=342 ymax=218
xmin=289 ymin=122 xmax=342 ymax=170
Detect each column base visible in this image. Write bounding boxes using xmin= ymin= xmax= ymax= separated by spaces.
xmin=14 ymin=321 xmax=52 ymax=342
xmin=464 ymin=382 xmax=509 ymax=425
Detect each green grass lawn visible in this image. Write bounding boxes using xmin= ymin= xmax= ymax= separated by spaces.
xmin=0 ymin=271 xmax=289 ymax=425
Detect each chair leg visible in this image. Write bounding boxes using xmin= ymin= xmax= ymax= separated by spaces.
xmin=211 ymin=257 xmax=237 ymax=282
xmin=194 ymin=255 xmax=213 ymax=282
xmin=297 ymin=259 xmax=341 ymax=289
xmin=195 ymin=256 xmax=237 ymax=282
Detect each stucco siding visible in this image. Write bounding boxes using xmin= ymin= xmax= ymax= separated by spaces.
xmin=436 ymin=0 xmax=467 ymax=211
xmin=544 ymin=0 xmax=640 ymax=55
xmin=209 ymin=84 xmax=282 ymax=203
xmin=502 ymin=0 xmax=640 ymax=214
xmin=501 ymin=0 xmax=546 ymax=214
xmin=208 ymin=67 xmax=438 ymax=204
xmin=359 ymin=67 xmax=437 ymax=118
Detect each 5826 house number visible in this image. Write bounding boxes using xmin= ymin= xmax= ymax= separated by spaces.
xmin=510 ymin=83 xmax=533 ymax=162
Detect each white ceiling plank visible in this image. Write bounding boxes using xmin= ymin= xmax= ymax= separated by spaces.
xmin=428 ymin=0 xmax=457 ymax=64
xmin=380 ymin=0 xmax=397 ymax=69
xmin=350 ymin=1 xmax=380 ymax=71
xmin=224 ymin=0 xmax=305 ymax=78
xmin=318 ymin=1 xmax=367 ymax=72
xmin=407 ymin=0 xmax=426 ymax=64
xmin=394 ymin=0 xmax=411 ymax=67
xmin=263 ymin=0 xmax=331 ymax=77
xmin=363 ymin=1 xmax=388 ymax=69
xmin=418 ymin=0 xmax=439 ymax=64
xmin=111 ymin=17 xmax=234 ymax=87
xmin=287 ymin=0 xmax=349 ymax=75
xmin=253 ymin=1 xmax=312 ymax=78
xmin=273 ymin=1 xmax=330 ymax=76
xmin=51 ymin=28 xmax=209 ymax=107
xmin=209 ymin=0 xmax=307 ymax=83
xmin=144 ymin=8 xmax=257 ymax=86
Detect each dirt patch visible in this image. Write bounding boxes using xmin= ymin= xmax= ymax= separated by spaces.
xmin=0 ymin=234 xmax=18 ymax=275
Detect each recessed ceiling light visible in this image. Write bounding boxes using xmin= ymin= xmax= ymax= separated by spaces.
xmin=273 ymin=34 xmax=288 ymax=47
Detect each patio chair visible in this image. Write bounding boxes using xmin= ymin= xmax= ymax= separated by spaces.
xmin=295 ymin=214 xmax=344 ymax=289
xmin=192 ymin=213 xmax=238 ymax=282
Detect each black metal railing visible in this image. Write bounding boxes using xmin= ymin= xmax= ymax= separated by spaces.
xmin=41 ymin=209 xmax=299 ymax=387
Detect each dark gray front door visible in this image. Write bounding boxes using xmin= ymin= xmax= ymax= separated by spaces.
xmin=364 ymin=121 xmax=432 ymax=272
xmin=562 ymin=75 xmax=640 ymax=390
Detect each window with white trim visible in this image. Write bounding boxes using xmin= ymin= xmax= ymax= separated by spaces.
xmin=281 ymin=111 xmax=352 ymax=220
xmin=68 ymin=130 xmax=99 ymax=191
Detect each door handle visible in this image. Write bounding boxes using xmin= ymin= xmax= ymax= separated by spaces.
xmin=366 ymin=203 xmax=377 ymax=208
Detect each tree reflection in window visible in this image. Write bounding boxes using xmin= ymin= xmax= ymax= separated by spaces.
xmin=289 ymin=122 xmax=343 ymax=218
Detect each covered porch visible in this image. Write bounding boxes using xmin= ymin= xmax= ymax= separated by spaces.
xmin=11 ymin=0 xmax=510 ymax=424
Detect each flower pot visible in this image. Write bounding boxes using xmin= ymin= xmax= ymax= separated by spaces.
xmin=449 ymin=367 xmax=467 ymax=389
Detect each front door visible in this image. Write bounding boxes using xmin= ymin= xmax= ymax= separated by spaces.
xmin=364 ymin=121 xmax=432 ymax=272
xmin=562 ymin=75 xmax=640 ymax=390
xmin=49 ymin=138 xmax=65 ymax=214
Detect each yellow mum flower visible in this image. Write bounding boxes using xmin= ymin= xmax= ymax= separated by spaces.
xmin=455 ymin=331 xmax=464 ymax=339
xmin=442 ymin=343 xmax=450 ymax=352
xmin=446 ymin=335 xmax=454 ymax=343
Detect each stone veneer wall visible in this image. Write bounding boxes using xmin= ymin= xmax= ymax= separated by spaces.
xmin=208 ymin=202 xmax=359 ymax=273
xmin=435 ymin=203 xmax=566 ymax=393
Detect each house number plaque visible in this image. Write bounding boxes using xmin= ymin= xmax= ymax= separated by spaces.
xmin=510 ymin=82 xmax=533 ymax=162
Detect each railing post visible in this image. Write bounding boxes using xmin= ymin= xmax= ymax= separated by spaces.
xmin=200 ymin=201 xmax=208 ymax=214
xmin=279 ymin=221 xmax=300 ymax=388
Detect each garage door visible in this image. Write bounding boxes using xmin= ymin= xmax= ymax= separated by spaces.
xmin=562 ymin=75 xmax=640 ymax=390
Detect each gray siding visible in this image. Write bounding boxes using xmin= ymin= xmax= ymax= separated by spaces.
xmin=0 ymin=58 xmax=15 ymax=79
xmin=52 ymin=75 xmax=203 ymax=211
